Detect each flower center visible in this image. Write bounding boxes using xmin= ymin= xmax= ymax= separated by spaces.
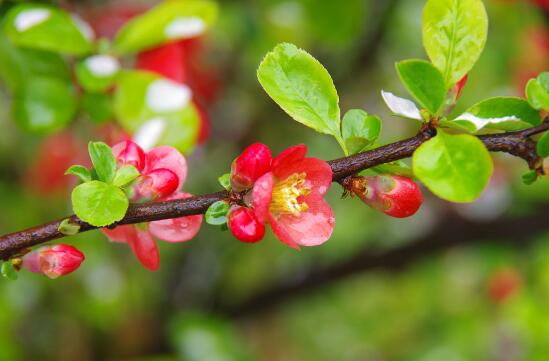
xmin=270 ymin=172 xmax=311 ymax=217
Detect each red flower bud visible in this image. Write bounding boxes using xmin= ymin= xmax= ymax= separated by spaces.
xmin=112 ymin=140 xmax=146 ymax=172
xmin=230 ymin=143 xmax=272 ymax=192
xmin=22 ymin=244 xmax=85 ymax=279
xmin=350 ymin=175 xmax=422 ymax=218
xmin=227 ymin=206 xmax=265 ymax=243
xmin=137 ymin=168 xmax=179 ymax=199
xmin=453 ymin=74 xmax=468 ymax=102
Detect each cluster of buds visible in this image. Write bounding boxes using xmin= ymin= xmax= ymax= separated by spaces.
xmin=20 ymin=244 xmax=85 ymax=279
xmin=345 ymin=175 xmax=423 ymax=218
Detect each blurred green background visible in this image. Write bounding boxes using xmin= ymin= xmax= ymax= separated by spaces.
xmin=0 ymin=0 xmax=548 ymax=360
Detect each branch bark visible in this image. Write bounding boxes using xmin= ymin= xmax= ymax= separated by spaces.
xmin=1 ymin=121 xmax=548 ymax=259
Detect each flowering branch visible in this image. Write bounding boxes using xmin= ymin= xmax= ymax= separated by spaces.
xmin=1 ymin=120 xmax=548 ymax=260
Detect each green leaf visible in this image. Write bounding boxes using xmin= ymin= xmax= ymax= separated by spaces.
xmin=81 ymin=92 xmax=113 ymax=124
xmin=1 ymin=261 xmax=18 ymax=281
xmin=88 ymin=142 xmax=116 ymax=183
xmin=71 ymin=181 xmax=129 ymax=227
xmin=422 ymin=0 xmax=488 ymax=88
xmin=451 ymin=97 xmax=541 ymax=132
xmin=537 ymin=132 xmax=549 ymax=158
xmin=113 ymin=0 xmax=218 ymax=54
xmin=413 ymin=130 xmax=493 ymax=202
xmin=58 ymin=218 xmax=81 ymax=235
xmin=257 ymin=43 xmax=341 ymax=138
xmin=341 ymin=109 xmax=381 ymax=155
xmin=75 ymin=55 xmax=120 ymax=93
xmin=522 ymin=170 xmax=538 ymax=186
xmin=396 ymin=59 xmax=446 ymax=114
xmin=114 ymin=70 xmax=200 ymax=153
xmin=205 ymin=200 xmax=229 ymax=225
xmin=218 ymin=173 xmax=231 ymax=191
xmin=113 ymin=165 xmax=140 ymax=188
xmin=4 ymin=3 xmax=93 ymax=55
xmin=526 ymin=72 xmax=549 ymax=111
xmin=65 ymin=165 xmax=92 ymax=183
xmin=371 ymin=161 xmax=413 ymax=178
xmin=12 ymin=77 xmax=76 ymax=133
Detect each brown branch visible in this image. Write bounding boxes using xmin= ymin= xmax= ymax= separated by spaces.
xmin=1 ymin=121 xmax=548 ymax=260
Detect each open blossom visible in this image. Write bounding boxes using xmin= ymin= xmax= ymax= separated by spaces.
xmin=22 ymin=244 xmax=85 ymax=279
xmin=103 ymin=141 xmax=202 ymax=270
xmin=229 ymin=143 xmax=334 ymax=248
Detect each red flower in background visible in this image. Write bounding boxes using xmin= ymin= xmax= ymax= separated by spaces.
xmin=103 ymin=141 xmax=202 ymax=270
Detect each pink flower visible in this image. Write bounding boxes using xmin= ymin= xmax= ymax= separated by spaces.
xmin=229 ymin=144 xmax=334 ymax=248
xmin=227 ymin=206 xmax=265 ymax=243
xmin=22 ymin=244 xmax=85 ymax=279
xmin=230 ymin=143 xmax=272 ymax=192
xmin=103 ymin=141 xmax=202 ymax=270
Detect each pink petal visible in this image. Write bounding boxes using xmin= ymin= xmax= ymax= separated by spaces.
xmin=112 ymin=140 xmax=146 ymax=172
xmin=148 ymin=192 xmax=202 ymax=242
xmin=269 ymin=197 xmax=335 ymax=248
xmin=145 ymin=146 xmax=187 ymax=189
xmin=102 ymin=225 xmax=137 ymax=243
xmin=136 ymin=168 xmax=179 ymax=199
xmin=230 ymin=143 xmax=272 ymax=192
xmin=272 ymin=144 xmax=306 ymax=178
xmin=252 ymin=172 xmax=274 ymax=224
xmin=294 ymin=158 xmax=333 ymax=197
xmin=128 ymin=229 xmax=160 ymax=271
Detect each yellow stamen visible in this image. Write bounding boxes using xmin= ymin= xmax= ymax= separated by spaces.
xmin=270 ymin=172 xmax=311 ymax=217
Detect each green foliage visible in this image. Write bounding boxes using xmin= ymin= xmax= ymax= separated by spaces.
xmin=413 ymin=130 xmax=493 ymax=202
xmin=205 ymin=201 xmax=230 ymax=225
xmin=81 ymin=93 xmax=113 ymax=124
xmin=71 ymin=181 xmax=129 ymax=227
xmin=4 ymin=3 xmax=93 ymax=55
xmin=58 ymin=218 xmax=81 ymax=236
xmin=88 ymin=142 xmax=117 ymax=184
xmin=1 ymin=261 xmax=18 ymax=281
xmin=65 ymin=165 xmax=92 ymax=183
xmin=114 ymin=70 xmax=200 ymax=153
xmin=526 ymin=72 xmax=549 ymax=111
xmin=218 ymin=173 xmax=231 ymax=191
xmin=257 ymin=43 xmax=341 ymax=142
xmin=537 ymin=132 xmax=549 ymax=158
xmin=341 ymin=109 xmax=381 ymax=155
xmin=112 ymin=165 xmax=140 ymax=188
xmin=451 ymin=97 xmax=541 ymax=132
xmin=113 ymin=0 xmax=218 ymax=54
xmin=75 ymin=56 xmax=119 ymax=93
xmin=522 ymin=170 xmax=538 ymax=185
xmin=396 ymin=59 xmax=446 ymax=115
xmin=422 ymin=0 xmax=488 ymax=88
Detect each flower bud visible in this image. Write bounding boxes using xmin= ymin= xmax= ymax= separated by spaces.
xmin=112 ymin=140 xmax=146 ymax=172
xmin=22 ymin=244 xmax=85 ymax=279
xmin=137 ymin=168 xmax=179 ymax=199
xmin=230 ymin=143 xmax=272 ymax=192
xmin=227 ymin=206 xmax=265 ymax=243
xmin=350 ymin=175 xmax=422 ymax=218
xmin=452 ymin=74 xmax=468 ymax=102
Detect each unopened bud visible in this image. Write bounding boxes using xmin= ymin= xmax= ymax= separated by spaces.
xmin=22 ymin=244 xmax=85 ymax=279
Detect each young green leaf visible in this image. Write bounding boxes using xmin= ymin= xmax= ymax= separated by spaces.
xmin=113 ymin=165 xmax=140 ymax=188
xmin=71 ymin=181 xmax=129 ymax=227
xmin=537 ymin=132 xmax=549 ymax=158
xmin=218 ymin=173 xmax=231 ymax=191
xmin=257 ymin=43 xmax=341 ymax=138
xmin=88 ymin=142 xmax=116 ymax=183
xmin=4 ymin=4 xmax=93 ymax=55
xmin=422 ymin=0 xmax=488 ymax=88
xmin=113 ymin=0 xmax=218 ymax=54
xmin=381 ymin=91 xmax=423 ymax=121
xmin=526 ymin=72 xmax=549 ymax=111
xmin=452 ymin=97 xmax=541 ymax=132
xmin=205 ymin=201 xmax=230 ymax=225
xmin=58 ymin=218 xmax=81 ymax=236
xmin=75 ymin=55 xmax=120 ymax=93
xmin=396 ymin=59 xmax=446 ymax=114
xmin=522 ymin=170 xmax=538 ymax=186
xmin=65 ymin=165 xmax=92 ymax=183
xmin=413 ymin=130 xmax=493 ymax=203
xmin=341 ymin=109 xmax=381 ymax=155
xmin=1 ymin=261 xmax=18 ymax=281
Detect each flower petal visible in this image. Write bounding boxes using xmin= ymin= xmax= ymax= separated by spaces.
xmin=272 ymin=144 xmax=306 ymax=179
xmin=145 ymin=146 xmax=187 ymax=188
xmin=102 ymin=225 xmax=137 ymax=243
xmin=252 ymin=172 xmax=274 ymax=224
xmin=149 ymin=192 xmax=202 ymax=242
xmin=128 ymin=228 xmax=160 ymax=271
xmin=296 ymin=158 xmax=332 ymax=196
xmin=269 ymin=197 xmax=334 ymax=248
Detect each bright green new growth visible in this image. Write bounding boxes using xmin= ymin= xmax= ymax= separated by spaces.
xmin=396 ymin=59 xmax=446 ymax=115
xmin=341 ymin=109 xmax=381 ymax=155
xmin=422 ymin=0 xmax=488 ymax=88
xmin=257 ymin=43 xmax=343 ymax=147
xmin=72 ymin=181 xmax=129 ymax=227
xmin=537 ymin=132 xmax=549 ymax=158
xmin=526 ymin=72 xmax=549 ymax=111
xmin=413 ymin=130 xmax=493 ymax=203
xmin=88 ymin=142 xmax=117 ymax=183
xmin=65 ymin=165 xmax=92 ymax=183
xmin=58 ymin=219 xmax=81 ymax=236
xmin=113 ymin=165 xmax=140 ymax=188
xmin=205 ymin=201 xmax=230 ymax=225
xmin=218 ymin=174 xmax=231 ymax=191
